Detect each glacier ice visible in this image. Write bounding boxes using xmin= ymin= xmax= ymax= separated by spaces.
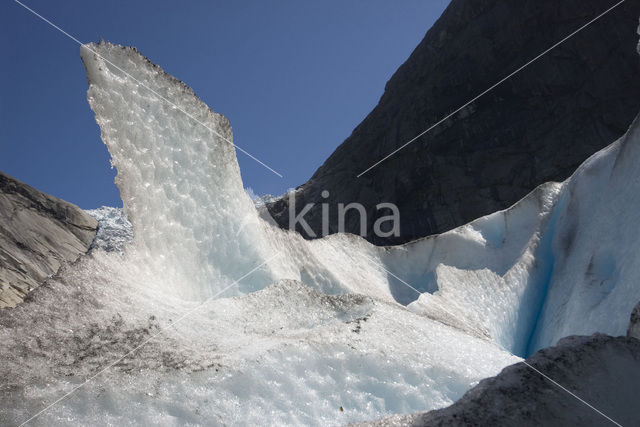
xmin=86 ymin=206 xmax=133 ymax=252
xmin=81 ymin=43 xmax=278 ymax=300
xmin=367 ymin=334 xmax=640 ymax=426
xmin=1 ymin=40 xmax=639 ymax=425
xmin=0 ymin=252 xmax=520 ymax=425
xmin=526 ymin=115 xmax=640 ymax=353
xmin=77 ymin=42 xmax=565 ymax=352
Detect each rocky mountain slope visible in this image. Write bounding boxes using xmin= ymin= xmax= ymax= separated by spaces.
xmin=0 ymin=171 xmax=97 ymax=308
xmin=267 ymin=0 xmax=640 ymax=244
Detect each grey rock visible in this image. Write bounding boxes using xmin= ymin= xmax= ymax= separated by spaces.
xmin=359 ymin=334 xmax=640 ymax=426
xmin=628 ymin=301 xmax=640 ymax=340
xmin=268 ymin=0 xmax=640 ymax=245
xmin=0 ymin=171 xmax=98 ymax=308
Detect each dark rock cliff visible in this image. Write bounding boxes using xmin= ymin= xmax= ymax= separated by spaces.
xmin=267 ymin=0 xmax=640 ymax=244
xmin=0 ymin=172 xmax=97 ymax=308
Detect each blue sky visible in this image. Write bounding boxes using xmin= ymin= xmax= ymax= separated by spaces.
xmin=0 ymin=0 xmax=449 ymax=209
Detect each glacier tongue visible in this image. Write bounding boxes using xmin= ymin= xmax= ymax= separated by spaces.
xmin=1 ymin=39 xmax=638 ymax=424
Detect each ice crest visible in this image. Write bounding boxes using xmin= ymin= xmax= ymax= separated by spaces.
xmin=80 ymin=42 xmax=277 ymax=299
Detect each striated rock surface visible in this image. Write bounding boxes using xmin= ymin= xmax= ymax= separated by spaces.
xmin=267 ymin=0 xmax=640 ymax=244
xmin=0 ymin=171 xmax=98 ymax=308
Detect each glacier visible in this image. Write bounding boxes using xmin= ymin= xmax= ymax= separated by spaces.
xmin=1 ymin=40 xmax=639 ymax=425
xmin=86 ymin=206 xmax=133 ymax=253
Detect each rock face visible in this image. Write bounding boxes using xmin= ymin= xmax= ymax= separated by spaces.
xmin=268 ymin=0 xmax=640 ymax=244
xmin=360 ymin=334 xmax=640 ymax=427
xmin=0 ymin=171 xmax=98 ymax=308
xmin=628 ymin=302 xmax=640 ymax=340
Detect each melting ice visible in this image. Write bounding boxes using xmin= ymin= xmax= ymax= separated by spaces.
xmin=1 ymin=41 xmax=639 ymax=425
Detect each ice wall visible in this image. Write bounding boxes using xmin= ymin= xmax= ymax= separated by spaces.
xmin=395 ymin=182 xmax=562 ymax=356
xmin=81 ymin=43 xmax=278 ymax=299
xmin=527 ymin=114 xmax=640 ymax=353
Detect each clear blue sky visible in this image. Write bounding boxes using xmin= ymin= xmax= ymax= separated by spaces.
xmin=0 ymin=0 xmax=449 ymax=209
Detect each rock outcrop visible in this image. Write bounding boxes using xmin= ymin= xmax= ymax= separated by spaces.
xmin=268 ymin=0 xmax=640 ymax=244
xmin=0 ymin=171 xmax=98 ymax=308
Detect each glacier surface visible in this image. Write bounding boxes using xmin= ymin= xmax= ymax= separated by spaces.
xmin=1 ymin=40 xmax=639 ymax=425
